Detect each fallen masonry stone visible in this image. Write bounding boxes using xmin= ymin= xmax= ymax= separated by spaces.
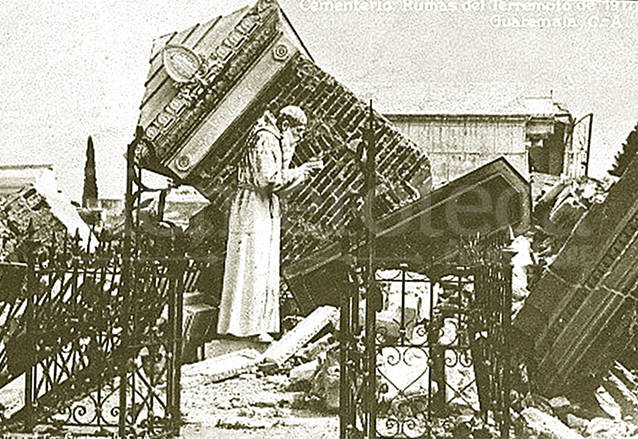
xmin=522 ymin=394 xmax=555 ymax=415
xmin=550 ymin=395 xmax=576 ymax=423
xmin=290 ymin=359 xmax=319 ymax=384
xmin=249 ymin=392 xmax=296 ymax=408
xmin=565 ymin=414 xmax=589 ymax=430
xmin=263 ymin=306 xmax=338 ymax=366
xmin=310 ymin=345 xmax=340 ymax=412
xmin=521 ymin=407 xmax=584 ymax=439
xmin=185 ymin=348 xmax=262 ymax=383
xmin=586 ymin=417 xmax=628 ymax=438
xmin=550 ymin=396 xmax=571 ymax=410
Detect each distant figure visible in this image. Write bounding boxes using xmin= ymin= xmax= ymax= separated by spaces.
xmin=217 ymin=106 xmax=323 ymax=342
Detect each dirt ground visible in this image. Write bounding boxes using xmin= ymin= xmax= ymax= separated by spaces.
xmin=0 ymin=351 xmax=339 ymax=439
xmin=179 ymin=360 xmax=339 ymax=439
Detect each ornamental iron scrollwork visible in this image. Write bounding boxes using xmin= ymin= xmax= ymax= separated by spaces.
xmin=340 ymin=258 xmax=512 ymax=439
xmin=0 ymin=130 xmax=185 ymax=438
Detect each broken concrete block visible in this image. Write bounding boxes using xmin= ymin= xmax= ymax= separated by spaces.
xmin=263 ymin=306 xmax=338 ymax=366
xmin=186 ymin=348 xmax=262 ymax=383
xmin=521 ymin=407 xmax=584 ymax=439
xmin=290 ymin=360 xmax=319 ymax=385
xmin=310 ymin=345 xmax=340 ymax=412
xmin=550 ymin=396 xmax=572 ymax=410
xmin=586 ymin=417 xmax=627 ymax=438
xmin=565 ymin=414 xmax=589 ymax=430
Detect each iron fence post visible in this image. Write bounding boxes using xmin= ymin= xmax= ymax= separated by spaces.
xmin=502 ymin=253 xmax=513 ymax=439
xmin=119 ymin=128 xmax=142 ymax=437
xmin=339 ymin=242 xmax=352 ymax=439
xmin=364 ymin=101 xmax=377 ymax=439
xmin=24 ymin=250 xmax=36 ymax=431
xmin=169 ymin=258 xmax=184 ymax=436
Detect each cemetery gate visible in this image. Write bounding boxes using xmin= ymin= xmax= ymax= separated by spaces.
xmin=338 ymin=257 xmax=513 ymax=439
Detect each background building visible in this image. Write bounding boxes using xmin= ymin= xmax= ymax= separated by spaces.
xmin=352 ymin=83 xmax=585 ymax=196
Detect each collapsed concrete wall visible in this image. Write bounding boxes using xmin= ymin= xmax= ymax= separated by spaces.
xmin=514 ymin=155 xmax=638 ymax=396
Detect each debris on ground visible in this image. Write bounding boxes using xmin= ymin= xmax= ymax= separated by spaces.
xmin=191 ymin=348 xmax=263 ymax=383
xmin=183 ymin=306 xmax=338 ymax=386
xmin=0 ymin=184 xmax=95 ymax=261
xmin=262 ymin=306 xmax=338 ymax=367
xmin=519 ymin=407 xmax=585 ymax=439
xmin=308 ymin=343 xmax=340 ymax=412
xmin=530 ymin=176 xmax=611 ymax=267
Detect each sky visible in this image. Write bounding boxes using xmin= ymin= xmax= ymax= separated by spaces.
xmin=1 ymin=0 xmax=637 ymax=201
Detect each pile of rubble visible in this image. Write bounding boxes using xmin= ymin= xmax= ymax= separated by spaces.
xmin=511 ymin=362 xmax=638 ymax=439
xmin=506 ymin=157 xmax=638 ymax=438
xmin=182 ymin=306 xmax=638 ymax=439
xmin=531 ymin=176 xmax=612 ymax=267
xmin=183 ymin=306 xmax=341 ymax=411
xmin=0 ymin=184 xmax=95 ymax=262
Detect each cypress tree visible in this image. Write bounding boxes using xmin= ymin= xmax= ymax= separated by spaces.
xmin=82 ymin=136 xmax=98 ymax=208
xmin=609 ymin=122 xmax=638 ymax=177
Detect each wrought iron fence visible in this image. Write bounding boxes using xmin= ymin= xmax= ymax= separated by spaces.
xmin=0 ymin=233 xmax=183 ymax=437
xmin=338 ymin=104 xmax=514 ymax=439
xmin=339 ymin=257 xmax=512 ymax=439
xmin=0 ymin=131 xmax=184 ymax=437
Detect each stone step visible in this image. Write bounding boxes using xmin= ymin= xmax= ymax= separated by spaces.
xmin=183 ymin=291 xmax=205 ymax=306
xmin=182 ymin=303 xmax=217 ymax=364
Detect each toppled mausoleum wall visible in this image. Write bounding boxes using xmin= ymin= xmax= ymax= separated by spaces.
xmin=514 ymin=155 xmax=638 ymax=396
xmin=134 ymin=0 xmax=432 ymax=310
xmin=0 ymin=183 xmax=95 ymax=262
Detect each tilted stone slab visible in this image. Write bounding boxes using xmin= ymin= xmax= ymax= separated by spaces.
xmin=262 ymin=305 xmax=338 ymax=366
xmin=514 ymin=155 xmax=638 ymax=396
